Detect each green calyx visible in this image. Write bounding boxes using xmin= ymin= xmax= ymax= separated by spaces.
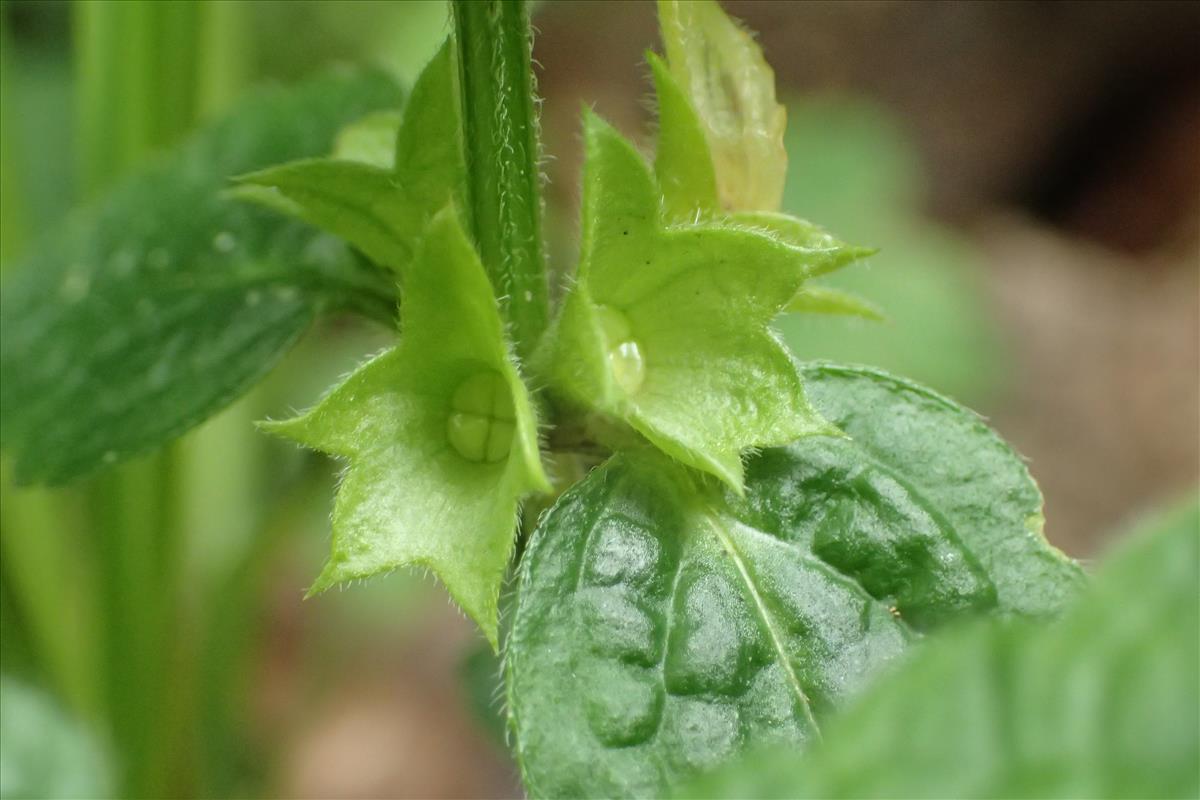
xmin=261 ymin=205 xmax=548 ymax=649
xmin=533 ymin=110 xmax=860 ymax=492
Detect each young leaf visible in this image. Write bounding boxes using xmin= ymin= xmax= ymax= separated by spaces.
xmin=263 ymin=207 xmax=548 ymax=649
xmin=681 ymin=496 xmax=1199 ymax=800
xmin=506 ymin=363 xmax=1083 ymax=798
xmin=537 ymin=113 xmax=849 ymax=491
xmin=239 ymin=39 xmax=465 ymax=274
xmin=0 ymin=70 xmax=403 ymax=485
xmin=657 ymin=0 xmax=787 ymax=212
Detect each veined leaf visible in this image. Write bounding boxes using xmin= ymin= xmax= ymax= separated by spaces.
xmin=263 ymin=207 xmax=548 ymax=649
xmin=657 ymin=0 xmax=787 ymax=212
xmin=506 ymin=363 xmax=1082 ymax=798
xmin=537 ymin=113 xmax=856 ymax=491
xmin=799 ymin=362 xmax=1083 ymax=617
xmin=682 ymin=496 xmax=1199 ymax=799
xmin=240 ymin=39 xmax=465 ymax=274
xmin=0 ymin=70 xmax=404 ymax=485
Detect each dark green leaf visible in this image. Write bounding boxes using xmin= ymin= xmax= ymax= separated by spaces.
xmin=0 ymin=70 xmax=404 ymax=485
xmin=506 ymin=363 xmax=1082 ymax=798
xmin=798 ymin=362 xmax=1084 ymax=618
xmin=682 ymin=495 xmax=1199 ymax=799
xmin=0 ymin=676 xmax=112 ymax=799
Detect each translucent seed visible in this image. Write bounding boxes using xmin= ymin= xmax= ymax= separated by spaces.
xmin=447 ymin=370 xmax=514 ymax=463
xmin=595 ymin=305 xmax=646 ymax=394
xmin=610 ymin=340 xmax=646 ymax=395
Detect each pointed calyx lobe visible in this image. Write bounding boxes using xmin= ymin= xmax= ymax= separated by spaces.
xmin=263 ymin=207 xmax=548 ymax=649
xmin=237 ymin=38 xmax=466 ymax=274
xmin=536 ymin=112 xmax=855 ymax=491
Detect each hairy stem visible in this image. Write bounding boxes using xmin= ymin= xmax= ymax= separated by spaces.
xmin=452 ymin=0 xmax=549 ymax=360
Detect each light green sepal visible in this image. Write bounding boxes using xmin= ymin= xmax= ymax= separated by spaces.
xmin=726 ymin=211 xmax=877 ymax=278
xmin=236 ymin=159 xmax=418 ymax=271
xmin=787 ymin=285 xmax=885 ymax=320
xmin=649 ymin=51 xmax=719 ymax=219
xmin=538 ymin=112 xmax=839 ymax=492
xmin=333 ymin=110 xmax=403 ymax=169
xmin=262 ymin=206 xmax=548 ymax=649
xmin=236 ymin=38 xmax=465 ymax=273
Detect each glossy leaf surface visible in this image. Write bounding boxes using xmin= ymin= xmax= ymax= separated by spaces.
xmin=683 ymin=496 xmax=1199 ymax=799
xmin=507 ymin=363 xmax=1082 ymax=798
xmin=537 ymin=114 xmax=855 ymax=491
xmin=263 ymin=208 xmax=548 ymax=648
xmin=0 ymin=70 xmax=403 ymax=485
xmin=240 ymin=40 xmax=464 ymax=274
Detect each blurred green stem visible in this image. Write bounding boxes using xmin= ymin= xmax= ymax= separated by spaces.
xmin=0 ymin=19 xmax=26 ymax=263
xmin=72 ymin=1 xmax=249 ymax=795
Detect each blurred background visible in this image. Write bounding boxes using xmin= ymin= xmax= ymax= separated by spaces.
xmin=1 ymin=1 xmax=1197 ymax=797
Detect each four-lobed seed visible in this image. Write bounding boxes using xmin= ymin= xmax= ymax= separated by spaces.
xmin=446 ymin=370 xmax=515 ymax=464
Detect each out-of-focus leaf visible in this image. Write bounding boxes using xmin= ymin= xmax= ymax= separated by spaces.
xmin=506 ymin=363 xmax=1082 ymax=798
xmin=681 ymin=495 xmax=1199 ymax=800
xmin=657 ymin=0 xmax=787 ymax=212
xmin=0 ymin=70 xmax=404 ymax=485
xmin=776 ymin=97 xmax=1004 ymax=403
xmin=0 ymin=677 xmax=111 ymax=799
xmin=460 ymin=638 xmax=508 ymax=747
xmin=263 ymin=207 xmax=548 ymax=649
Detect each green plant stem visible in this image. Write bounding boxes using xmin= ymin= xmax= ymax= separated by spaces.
xmin=452 ymin=0 xmax=549 ymax=360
